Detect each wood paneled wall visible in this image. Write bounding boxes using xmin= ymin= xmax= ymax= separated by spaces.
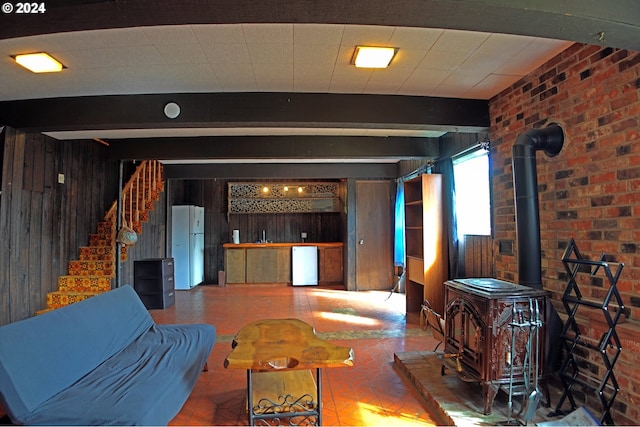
xmin=0 ymin=127 xmax=492 ymax=324
xmin=0 ymin=128 xmax=119 ymax=325
xmin=167 ymin=178 xmax=344 ymax=284
xmin=397 ymin=132 xmax=488 ymax=179
xmin=438 ymin=132 xmax=489 ymax=158
xmin=398 ymin=159 xmax=430 ymax=178
xmin=458 ymin=234 xmax=494 ymax=278
xmin=228 ymin=213 xmax=342 ymax=245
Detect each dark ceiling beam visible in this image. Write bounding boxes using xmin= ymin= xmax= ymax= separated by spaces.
xmin=163 ymin=162 xmax=399 ymax=180
xmin=107 ymin=136 xmax=440 ymax=161
xmin=0 ymin=93 xmax=488 ymax=133
xmin=1 ymin=0 xmax=639 ymax=50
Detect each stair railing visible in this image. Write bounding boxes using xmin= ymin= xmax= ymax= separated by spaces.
xmin=105 ymin=160 xmax=163 ymax=230
xmin=105 ymin=160 xmax=164 ymax=288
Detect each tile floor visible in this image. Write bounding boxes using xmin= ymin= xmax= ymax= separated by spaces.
xmin=150 ymin=284 xmax=445 ymax=426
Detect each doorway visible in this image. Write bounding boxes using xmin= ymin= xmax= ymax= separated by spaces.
xmin=355 ymin=180 xmax=393 ymax=291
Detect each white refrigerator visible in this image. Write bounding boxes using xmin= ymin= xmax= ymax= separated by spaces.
xmin=292 ymin=246 xmax=318 ymax=286
xmin=171 ymin=205 xmax=205 ymax=290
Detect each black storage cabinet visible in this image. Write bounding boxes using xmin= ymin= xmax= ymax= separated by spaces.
xmin=134 ymin=258 xmax=175 ymax=309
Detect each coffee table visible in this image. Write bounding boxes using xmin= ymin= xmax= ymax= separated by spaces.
xmin=224 ymin=318 xmax=354 ymax=426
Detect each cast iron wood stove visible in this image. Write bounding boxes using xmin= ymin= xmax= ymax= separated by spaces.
xmin=444 ymin=278 xmax=547 ymax=415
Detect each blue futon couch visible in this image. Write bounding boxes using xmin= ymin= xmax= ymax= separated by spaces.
xmin=0 ymin=285 xmax=216 ymax=425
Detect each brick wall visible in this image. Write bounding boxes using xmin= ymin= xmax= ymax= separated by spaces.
xmin=489 ymin=43 xmax=640 ymax=424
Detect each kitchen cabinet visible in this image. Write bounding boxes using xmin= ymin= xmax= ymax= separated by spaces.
xmin=223 ymin=243 xmax=343 ymax=285
xmin=225 ymin=248 xmax=246 ymax=284
xmin=318 ymin=246 xmax=343 ymax=284
xmin=246 ymin=247 xmax=291 ymax=283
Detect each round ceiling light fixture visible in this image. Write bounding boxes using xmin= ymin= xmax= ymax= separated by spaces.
xmin=164 ymin=102 xmax=181 ymax=119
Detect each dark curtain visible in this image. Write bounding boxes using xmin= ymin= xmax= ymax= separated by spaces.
xmin=432 ymin=159 xmax=459 ymax=279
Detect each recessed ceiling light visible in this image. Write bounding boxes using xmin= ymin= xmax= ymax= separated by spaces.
xmin=14 ymin=52 xmax=64 ymax=73
xmin=352 ymin=46 xmax=397 ymax=68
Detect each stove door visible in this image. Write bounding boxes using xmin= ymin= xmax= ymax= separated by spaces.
xmin=445 ymin=294 xmax=486 ymax=379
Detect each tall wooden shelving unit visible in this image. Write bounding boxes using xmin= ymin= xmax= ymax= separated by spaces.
xmin=404 ymin=174 xmax=447 ymax=315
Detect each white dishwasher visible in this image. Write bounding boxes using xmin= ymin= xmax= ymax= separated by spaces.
xmin=292 ymin=246 xmax=318 ymax=286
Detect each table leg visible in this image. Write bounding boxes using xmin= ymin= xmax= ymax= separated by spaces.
xmin=317 ymin=368 xmax=322 ymax=426
xmin=247 ymin=370 xmax=254 ymax=426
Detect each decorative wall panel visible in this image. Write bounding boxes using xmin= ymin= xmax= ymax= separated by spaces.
xmin=228 ymin=182 xmax=340 ymax=214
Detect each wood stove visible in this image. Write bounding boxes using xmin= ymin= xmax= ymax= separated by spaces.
xmin=444 ymin=278 xmax=547 ymax=415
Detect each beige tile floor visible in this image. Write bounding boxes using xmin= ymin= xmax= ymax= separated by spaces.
xmin=150 ymin=284 xmax=445 ymax=426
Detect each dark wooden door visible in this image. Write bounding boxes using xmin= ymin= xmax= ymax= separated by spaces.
xmin=355 ymin=180 xmax=393 ymax=291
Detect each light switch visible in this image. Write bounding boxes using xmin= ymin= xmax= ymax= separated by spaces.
xmin=57 ymin=173 xmax=65 ymax=184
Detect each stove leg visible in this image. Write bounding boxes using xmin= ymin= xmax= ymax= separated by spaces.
xmin=540 ymin=378 xmax=551 ymax=407
xmin=482 ymin=382 xmax=500 ymax=415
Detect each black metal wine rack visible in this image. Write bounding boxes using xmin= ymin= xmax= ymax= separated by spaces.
xmin=552 ymin=238 xmax=625 ymax=425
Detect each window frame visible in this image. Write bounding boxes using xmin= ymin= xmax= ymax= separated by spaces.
xmin=452 ymin=147 xmax=493 ymax=239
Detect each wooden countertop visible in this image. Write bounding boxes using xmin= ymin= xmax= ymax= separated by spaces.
xmin=224 ymin=318 xmax=354 ymax=370
xmin=223 ymin=242 xmax=343 ymax=249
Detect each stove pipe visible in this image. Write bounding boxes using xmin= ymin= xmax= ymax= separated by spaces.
xmin=512 ymin=123 xmax=564 ymax=289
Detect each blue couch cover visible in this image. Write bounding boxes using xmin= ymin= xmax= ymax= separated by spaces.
xmin=0 ymin=285 xmax=216 ymax=425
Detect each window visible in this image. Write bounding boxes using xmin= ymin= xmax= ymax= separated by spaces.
xmin=453 ymin=149 xmax=491 ymax=238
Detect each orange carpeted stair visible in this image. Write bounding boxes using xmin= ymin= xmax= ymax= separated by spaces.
xmin=37 ymin=161 xmax=164 ymax=315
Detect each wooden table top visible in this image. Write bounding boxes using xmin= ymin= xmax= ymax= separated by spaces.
xmin=224 ymin=318 xmax=354 ymax=371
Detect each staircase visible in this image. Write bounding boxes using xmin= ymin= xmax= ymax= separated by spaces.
xmin=38 ymin=161 xmax=164 ymax=314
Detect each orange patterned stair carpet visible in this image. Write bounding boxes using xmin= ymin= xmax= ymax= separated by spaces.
xmin=36 ymin=161 xmax=164 ymax=315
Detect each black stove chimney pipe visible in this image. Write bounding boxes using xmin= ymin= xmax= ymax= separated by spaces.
xmin=512 ymin=123 xmax=565 ymax=375
xmin=512 ymin=123 xmax=564 ymax=289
